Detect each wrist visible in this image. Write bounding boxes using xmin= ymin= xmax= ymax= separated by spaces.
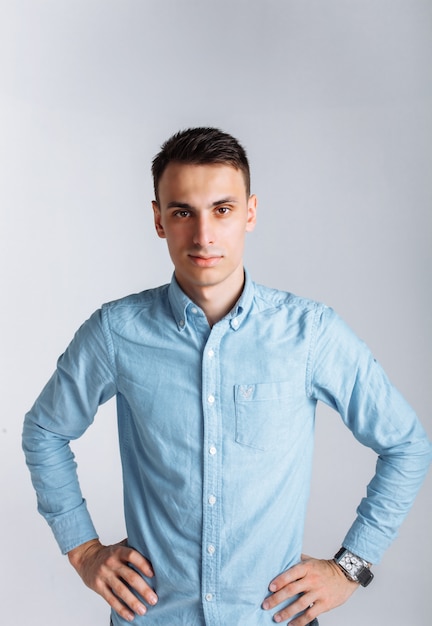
xmin=333 ymin=547 xmax=374 ymax=587
xmin=68 ymin=538 xmax=102 ymax=569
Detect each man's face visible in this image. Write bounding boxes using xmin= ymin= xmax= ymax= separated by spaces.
xmin=152 ymin=162 xmax=257 ymax=301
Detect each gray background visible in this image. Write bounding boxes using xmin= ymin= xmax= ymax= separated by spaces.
xmin=1 ymin=1 xmax=431 ymax=624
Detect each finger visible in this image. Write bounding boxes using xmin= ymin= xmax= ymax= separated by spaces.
xmin=269 ymin=561 xmax=306 ymax=592
xmin=286 ymin=604 xmax=317 ymax=626
xmin=272 ymin=594 xmax=316 ymax=624
xmin=120 ymin=546 xmax=155 ymax=578
xmin=96 ymin=562 xmax=158 ymax=620
xmin=100 ymin=583 xmax=142 ymax=623
xmin=93 ymin=550 xmax=158 ymax=614
xmin=262 ymin=577 xmax=306 ymax=610
xmin=108 ymin=572 xmax=151 ymax=620
xmin=117 ymin=561 xmax=158 ymax=607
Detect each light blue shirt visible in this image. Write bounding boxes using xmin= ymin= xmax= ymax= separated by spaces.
xmin=23 ymin=272 xmax=431 ymax=625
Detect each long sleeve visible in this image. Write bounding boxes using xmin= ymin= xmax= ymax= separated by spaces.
xmin=308 ymin=305 xmax=431 ymax=564
xmin=22 ymin=309 xmax=117 ymax=554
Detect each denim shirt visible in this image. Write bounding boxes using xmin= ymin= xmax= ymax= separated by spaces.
xmin=23 ymin=271 xmax=431 ymax=625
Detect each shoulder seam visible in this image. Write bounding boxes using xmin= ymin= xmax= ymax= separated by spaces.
xmin=100 ymin=305 xmax=118 ymax=382
xmin=305 ymin=302 xmax=326 ymax=398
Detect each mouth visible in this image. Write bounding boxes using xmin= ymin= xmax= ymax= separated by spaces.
xmin=188 ymin=255 xmax=223 ymax=268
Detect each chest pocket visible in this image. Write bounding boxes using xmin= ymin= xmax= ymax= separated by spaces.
xmin=234 ymin=381 xmax=294 ymax=451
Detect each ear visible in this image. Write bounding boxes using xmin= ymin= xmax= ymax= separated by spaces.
xmin=152 ymin=201 xmax=166 ymax=239
xmin=245 ymin=194 xmax=257 ymax=233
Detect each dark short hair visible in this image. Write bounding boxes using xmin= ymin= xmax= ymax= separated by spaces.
xmin=152 ymin=127 xmax=250 ymax=200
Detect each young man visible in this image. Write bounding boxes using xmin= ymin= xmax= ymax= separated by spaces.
xmin=23 ymin=128 xmax=431 ymax=626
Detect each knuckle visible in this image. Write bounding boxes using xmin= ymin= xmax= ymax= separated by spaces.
xmin=277 ymin=607 xmax=293 ymax=622
xmin=110 ymin=577 xmax=126 ymax=596
xmin=125 ymin=546 xmax=140 ymax=560
xmin=105 ymin=554 xmax=119 ymax=569
xmin=92 ymin=563 xmax=109 ymax=584
xmin=289 ymin=581 xmax=302 ymax=596
xmin=92 ymin=578 xmax=106 ymax=594
xmin=123 ymin=568 xmax=142 ymax=590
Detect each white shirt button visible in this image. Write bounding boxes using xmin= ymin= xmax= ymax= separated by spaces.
xmin=207 ymin=544 xmax=215 ymax=555
xmin=179 ymin=319 xmax=185 ymax=328
xmin=209 ymin=446 xmax=217 ymax=456
xmin=208 ymin=495 xmax=216 ymax=505
xmin=208 ymin=349 xmax=215 ymax=358
xmin=232 ymin=318 xmax=239 ymax=328
xmin=207 ymin=395 xmax=215 ymax=404
xmin=191 ymin=307 xmax=198 ymax=314
xmin=205 ymin=593 xmax=213 ymax=602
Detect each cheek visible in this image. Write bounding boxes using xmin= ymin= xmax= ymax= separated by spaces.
xmin=165 ymin=231 xmax=189 ymax=257
xmin=226 ymin=226 xmax=247 ymax=250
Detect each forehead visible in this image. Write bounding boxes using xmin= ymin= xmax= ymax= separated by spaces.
xmin=157 ymin=163 xmax=248 ymax=203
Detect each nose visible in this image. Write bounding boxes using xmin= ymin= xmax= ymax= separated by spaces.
xmin=192 ymin=214 xmax=214 ymax=247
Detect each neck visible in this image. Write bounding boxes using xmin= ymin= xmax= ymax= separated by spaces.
xmin=177 ymin=269 xmax=245 ymax=327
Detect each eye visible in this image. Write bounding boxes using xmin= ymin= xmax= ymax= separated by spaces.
xmin=174 ymin=210 xmax=191 ymax=218
xmin=216 ymin=206 xmax=231 ymax=215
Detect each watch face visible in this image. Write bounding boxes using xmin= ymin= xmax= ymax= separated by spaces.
xmin=340 ymin=553 xmax=364 ymax=578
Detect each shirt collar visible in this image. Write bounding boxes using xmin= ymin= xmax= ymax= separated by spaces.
xmin=167 ymin=269 xmax=255 ymax=332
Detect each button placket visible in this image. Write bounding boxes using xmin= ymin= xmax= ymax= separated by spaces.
xmin=201 ymin=327 xmax=224 ymax=623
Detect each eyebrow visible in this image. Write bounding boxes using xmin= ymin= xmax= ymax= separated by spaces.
xmin=166 ymin=197 xmax=239 ymax=210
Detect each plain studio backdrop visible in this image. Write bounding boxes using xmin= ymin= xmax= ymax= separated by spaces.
xmin=0 ymin=1 xmax=431 ymax=625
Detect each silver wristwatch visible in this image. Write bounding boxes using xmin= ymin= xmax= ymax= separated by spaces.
xmin=334 ymin=548 xmax=374 ymax=587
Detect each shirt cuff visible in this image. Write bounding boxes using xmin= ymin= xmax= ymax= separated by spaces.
xmin=342 ymin=519 xmax=392 ymax=565
xmin=47 ymin=500 xmax=99 ymax=555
